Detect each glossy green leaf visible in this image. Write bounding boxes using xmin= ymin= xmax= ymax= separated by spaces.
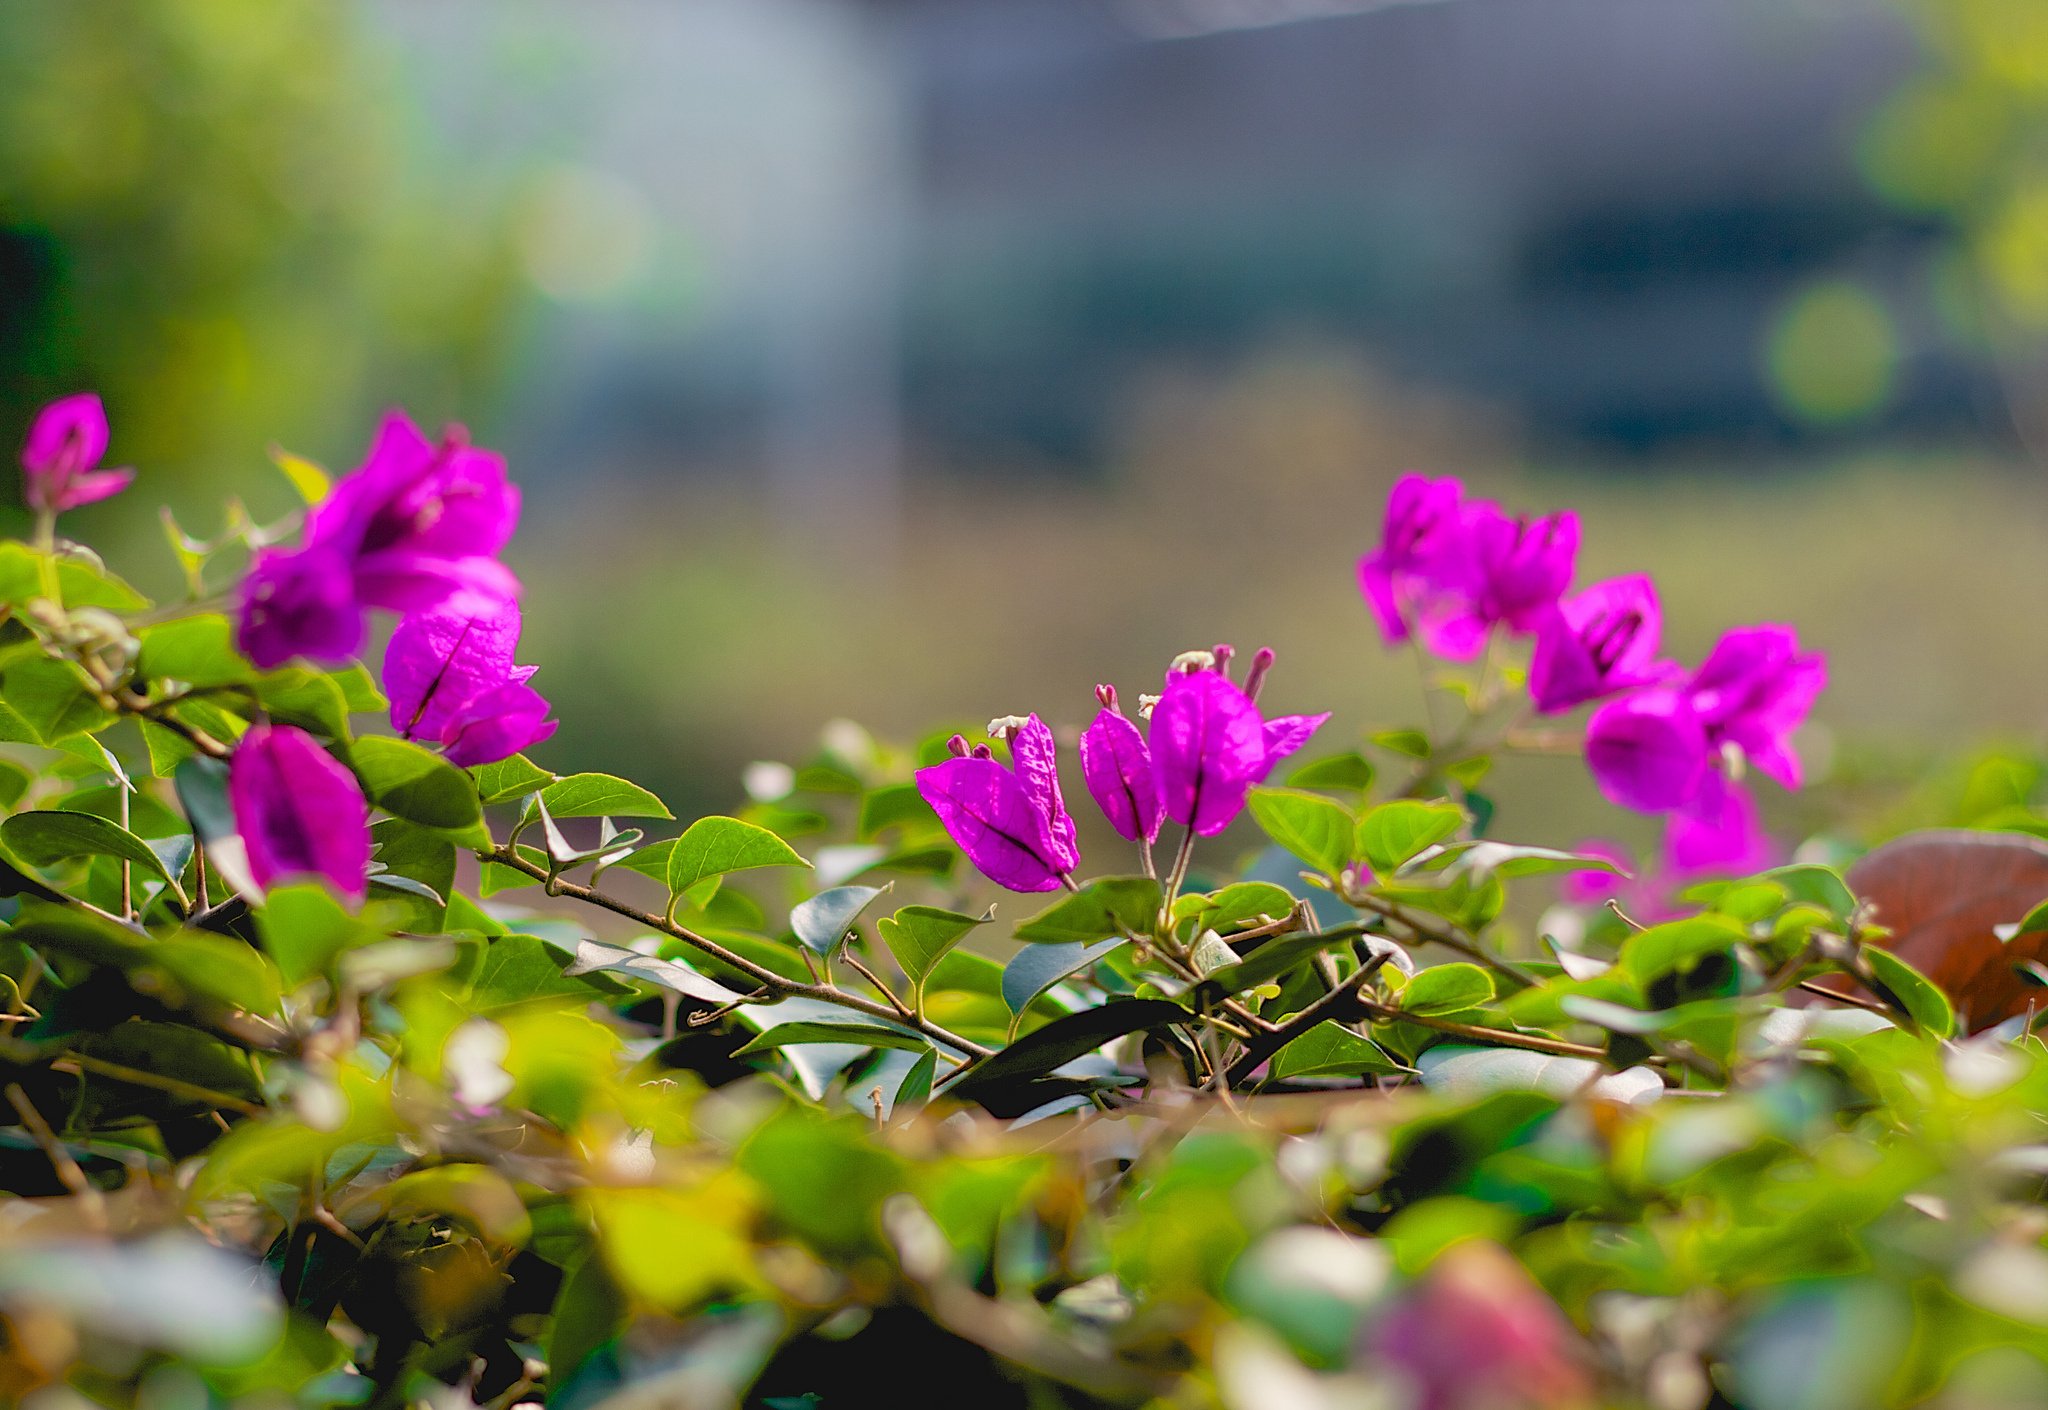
xmin=789 ymin=884 xmax=890 ymax=955
xmin=1285 ymin=751 xmax=1377 ymax=793
xmin=136 ymin=615 xmax=250 ymax=689
xmin=1 ymin=809 xmax=173 ymax=886
xmin=348 ymin=736 xmax=482 ymax=832
xmin=1000 ymin=937 xmax=1126 ymax=1016
xmin=1012 ymin=875 xmax=1161 ymax=945
xmin=1862 ymin=946 xmax=1956 ymax=1038
xmin=471 ymin=754 xmax=554 ymax=805
xmin=538 ymin=773 xmax=672 ymax=821
xmin=664 ymin=816 xmax=811 ymax=895
xmin=1247 ymin=787 xmax=1356 ymax=875
xmin=1269 ymin=1022 xmax=1407 ymax=1080
xmin=1397 ymin=962 xmax=1494 ymax=1016
xmin=949 ymin=998 xmax=1187 ymax=1097
xmin=880 ymin=903 xmax=993 ymax=987
xmin=1357 ymin=800 xmax=1466 ymax=875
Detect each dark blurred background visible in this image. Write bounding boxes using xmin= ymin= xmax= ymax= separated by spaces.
xmin=2 ymin=0 xmax=2043 ymax=843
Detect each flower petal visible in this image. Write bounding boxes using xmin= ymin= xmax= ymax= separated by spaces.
xmin=1078 ymin=708 xmax=1159 ymax=843
xmin=914 ymin=756 xmax=1066 ymax=892
xmin=385 ymin=602 xmax=524 ymax=741
xmin=1583 ymin=689 xmax=1709 ymax=814
xmin=1151 ymin=669 xmax=1266 ymax=836
xmin=229 ymin=724 xmax=371 ymax=901
xmin=1007 ymin=714 xmax=1080 ymax=872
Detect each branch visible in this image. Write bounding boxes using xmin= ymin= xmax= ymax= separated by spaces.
xmin=1223 ymin=949 xmax=1393 ymax=1085
xmin=479 ymin=845 xmax=993 ymax=1059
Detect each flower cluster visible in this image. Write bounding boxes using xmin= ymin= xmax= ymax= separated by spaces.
xmin=236 ymin=412 xmax=521 ymax=670
xmin=915 ymin=647 xmax=1326 ymax=892
xmin=1361 ymin=473 xmax=1825 ymax=867
xmin=19 ymin=396 xmax=555 ymax=905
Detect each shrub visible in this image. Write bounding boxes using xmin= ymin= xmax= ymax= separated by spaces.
xmin=1 ymin=394 xmax=2045 ymax=1409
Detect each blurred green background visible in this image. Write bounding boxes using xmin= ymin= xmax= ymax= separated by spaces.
xmin=2 ymin=0 xmax=2044 ymax=851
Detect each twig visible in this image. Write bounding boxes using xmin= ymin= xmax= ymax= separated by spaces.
xmin=1224 ymin=949 xmax=1393 ymax=1084
xmin=53 ymin=1054 xmax=267 ymax=1117
xmin=5 ymin=1083 xmax=107 ymax=1227
xmin=1345 ymin=888 xmax=1540 ymax=990
xmin=478 ymin=845 xmax=993 ymax=1059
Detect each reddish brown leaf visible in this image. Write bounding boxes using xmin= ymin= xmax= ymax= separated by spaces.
xmin=1837 ymin=829 xmax=2048 ymax=1032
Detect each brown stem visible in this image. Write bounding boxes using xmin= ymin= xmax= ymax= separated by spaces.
xmin=478 ymin=845 xmax=993 ymax=1059
xmin=1224 ymin=949 xmax=1393 ymax=1084
xmin=1344 ymin=887 xmax=1539 ymax=990
xmin=53 ymin=1054 xmax=267 ymax=1117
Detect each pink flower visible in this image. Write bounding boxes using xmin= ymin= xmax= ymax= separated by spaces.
xmin=1583 ymin=688 xmax=1710 ymax=814
xmin=915 ymin=717 xmax=1079 ymax=893
xmin=1151 ymin=655 xmax=1327 ymax=836
xmin=1527 ymin=575 xmax=1676 ymax=714
xmin=1358 ymin=474 xmax=1469 ymax=648
xmin=20 ymin=393 xmax=134 ymax=516
xmin=238 ymin=412 xmax=521 ymax=669
xmin=383 ymin=602 xmax=557 ymax=767
xmin=1366 ymin=1242 xmax=1593 ymax=1410
xmin=1684 ymin=625 xmax=1826 ymax=789
xmin=1433 ymin=504 xmax=1580 ymax=649
xmin=1078 ymin=686 xmax=1160 ymax=844
xmin=229 ymin=724 xmax=371 ymax=901
xmin=1664 ymin=770 xmax=1775 ymax=878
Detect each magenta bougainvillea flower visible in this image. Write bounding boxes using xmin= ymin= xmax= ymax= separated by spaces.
xmin=1151 ymin=659 xmax=1328 ymax=836
xmin=238 ymin=412 xmax=521 ymax=669
xmin=229 ymin=724 xmax=371 ymax=901
xmin=1527 ymin=574 xmax=1675 ymax=714
xmin=384 ymin=602 xmax=557 ymax=767
xmin=1664 ymin=769 xmax=1775 ymax=878
xmin=1582 ymin=687 xmax=1710 ymax=814
xmin=1359 ymin=478 xmax=1578 ymax=661
xmin=1357 ymin=474 xmax=1469 ymax=649
xmin=1684 ymin=624 xmax=1827 ymax=789
xmin=1439 ymin=503 xmax=1580 ymax=646
xmin=1078 ymin=686 xmax=1160 ymax=844
xmin=20 ymin=393 xmax=134 ymax=517
xmin=915 ymin=716 xmax=1080 ymax=892
xmin=1367 ymin=1241 xmax=1593 ymax=1410
xmin=1584 ymin=624 xmax=1824 ymax=821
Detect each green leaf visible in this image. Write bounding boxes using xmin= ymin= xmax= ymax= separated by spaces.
xmin=1620 ymin=916 xmax=1747 ymax=988
xmin=136 ymin=615 xmax=251 ymax=690
xmin=1862 ymin=947 xmax=1956 ymax=1038
xmin=1357 ymin=801 xmax=1466 ymax=875
xmin=879 ymin=904 xmax=993 ymax=986
xmin=0 ymin=810 xmax=174 ymax=887
xmin=254 ymin=669 xmax=352 ymax=738
xmin=1192 ymin=928 xmax=1366 ymax=1005
xmin=1370 ymin=728 xmax=1431 ymax=760
xmin=1246 ymin=787 xmax=1356 ymax=876
xmin=0 ymin=759 xmax=30 ymax=809
xmin=1440 ymin=841 xmax=1626 ymax=881
xmin=270 ymin=447 xmax=331 ymax=504
xmin=735 ymin=1020 xmax=930 ymax=1056
xmin=561 ymin=937 xmax=747 ymax=1007
xmin=1012 ymin=876 xmax=1161 ymax=945
xmin=328 ymin=664 xmax=387 ymax=713
xmin=1285 ymin=751 xmax=1377 ymax=793
xmin=0 ymin=543 xmax=147 ymax=611
xmin=348 ymin=737 xmax=482 ymax=832
xmin=1269 ymin=1022 xmax=1408 ymax=1080
xmin=664 ymin=816 xmax=811 ymax=896
xmin=789 ymin=884 xmax=890 ymax=955
xmin=1000 ymin=937 xmax=1126 ymax=1016
xmin=896 ymin=1048 xmax=939 ymax=1109
xmin=950 ymin=998 xmax=1187 ymax=1097
xmin=469 ymin=934 xmax=630 ymax=1015
xmin=369 ymin=816 xmax=456 ymax=929
xmin=537 ymin=773 xmax=672 ymax=821
xmin=152 ymin=932 xmax=284 ymax=1014
xmin=1398 ymin=962 xmax=1494 ymax=1016
xmin=1182 ymin=882 xmax=1298 ymax=936
xmin=0 ymin=657 xmax=111 ymax=743
xmin=256 ymin=884 xmax=378 ymax=988
xmin=2019 ymin=898 xmax=2048 ymax=937
xmin=471 ymin=754 xmax=555 ymax=805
